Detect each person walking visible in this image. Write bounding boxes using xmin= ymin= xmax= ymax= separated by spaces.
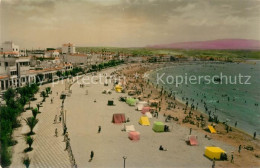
xmin=231 ymin=154 xmax=234 ymax=163
xmin=235 ymin=121 xmax=237 ymax=127
xmin=98 ymin=126 xmax=101 ymax=133
xmin=238 ymin=145 xmax=241 ymax=153
xmin=90 ymin=151 xmax=94 ymax=161
xmin=59 ymin=115 xmax=62 ymax=123
xmin=189 ymin=128 xmax=192 ymax=135
xmin=54 ymin=115 xmax=57 ymax=124
xmin=55 ymin=128 xmax=58 ymax=137
xmin=212 ymin=158 xmax=215 ymax=168
xmin=253 ymin=131 xmax=256 ymax=139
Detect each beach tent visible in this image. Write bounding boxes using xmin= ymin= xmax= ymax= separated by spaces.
xmin=139 ymin=116 xmax=150 ymax=126
xmin=208 ymin=125 xmax=217 ymax=134
xmin=115 ymin=85 xmax=122 ymax=93
xmin=153 ymin=122 xmax=165 ymax=132
xmin=187 ymin=135 xmax=198 ymax=146
xmin=145 ymin=112 xmax=153 ymax=119
xmin=128 ymin=131 xmax=140 ymax=141
xmin=125 ymin=125 xmax=135 ymax=132
xmin=142 ymin=106 xmax=151 ymax=114
xmin=112 ymin=113 xmax=126 ymax=124
xmin=204 ymin=147 xmax=226 ymax=160
xmin=137 ymin=101 xmax=148 ymax=111
xmin=107 ymin=100 xmax=114 ymax=106
xmin=126 ymin=98 xmax=137 ymax=106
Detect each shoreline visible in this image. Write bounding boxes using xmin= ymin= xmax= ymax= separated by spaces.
xmin=145 ymin=62 xmax=258 ymax=138
xmin=120 ymin=63 xmax=259 ymax=167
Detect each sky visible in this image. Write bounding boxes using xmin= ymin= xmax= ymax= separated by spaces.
xmin=0 ymin=0 xmax=260 ymax=48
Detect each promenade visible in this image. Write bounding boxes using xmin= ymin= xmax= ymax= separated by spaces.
xmin=10 ymin=82 xmax=71 ymax=168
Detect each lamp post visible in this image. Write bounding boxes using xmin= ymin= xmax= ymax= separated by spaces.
xmin=123 ymin=156 xmax=127 ymax=168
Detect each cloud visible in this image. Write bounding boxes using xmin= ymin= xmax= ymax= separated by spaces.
xmin=1 ymin=0 xmax=259 ymax=48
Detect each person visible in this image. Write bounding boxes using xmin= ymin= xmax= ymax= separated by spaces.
xmin=94 ymin=99 xmax=96 ymax=103
xmin=54 ymin=115 xmax=57 ymax=124
xmin=63 ymin=126 xmax=67 ymax=135
xmin=253 ymin=131 xmax=256 ymax=139
xmin=189 ymin=128 xmax=192 ymax=135
xmin=159 ymin=145 xmax=167 ymax=151
xmin=231 ymin=154 xmax=234 ymax=163
xmin=159 ymin=145 xmax=164 ymax=151
xmin=51 ymin=98 xmax=53 ymax=104
xmin=235 ymin=121 xmax=237 ymax=127
xmin=65 ymin=140 xmax=69 ymax=150
xmin=98 ymin=126 xmax=101 ymax=133
xmin=59 ymin=115 xmax=62 ymax=123
xmin=55 ymin=128 xmax=58 ymax=137
xmin=212 ymin=158 xmax=215 ymax=168
xmin=238 ymin=145 xmax=241 ymax=153
xmin=90 ymin=151 xmax=94 ymax=160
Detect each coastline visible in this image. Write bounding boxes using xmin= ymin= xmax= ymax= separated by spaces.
xmin=120 ymin=62 xmax=259 ymax=167
xmin=147 ymin=61 xmax=259 ymax=136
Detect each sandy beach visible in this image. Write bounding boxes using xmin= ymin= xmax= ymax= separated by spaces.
xmin=63 ymin=64 xmax=259 ymax=168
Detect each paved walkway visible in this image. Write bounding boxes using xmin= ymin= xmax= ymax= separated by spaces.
xmin=10 ymin=82 xmax=71 ymax=168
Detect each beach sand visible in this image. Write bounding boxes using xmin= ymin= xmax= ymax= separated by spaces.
xmin=64 ymin=64 xmax=259 ymax=167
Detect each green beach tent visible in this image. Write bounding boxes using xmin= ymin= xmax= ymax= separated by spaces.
xmin=152 ymin=122 xmax=165 ymax=132
xmin=126 ymin=98 xmax=137 ymax=106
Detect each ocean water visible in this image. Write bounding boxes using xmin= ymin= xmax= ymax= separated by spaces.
xmin=149 ymin=61 xmax=260 ymax=136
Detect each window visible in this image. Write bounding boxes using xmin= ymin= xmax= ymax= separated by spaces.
xmin=11 ymin=71 xmax=17 ymax=76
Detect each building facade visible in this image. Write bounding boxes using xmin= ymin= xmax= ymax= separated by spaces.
xmin=0 ymin=41 xmax=20 ymax=57
xmin=62 ymin=43 xmax=75 ymax=54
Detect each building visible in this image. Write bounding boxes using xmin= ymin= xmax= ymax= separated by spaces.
xmin=30 ymin=50 xmax=45 ymax=58
xmin=0 ymin=41 xmax=20 ymax=57
xmin=0 ymin=56 xmax=67 ymax=91
xmin=62 ymin=43 xmax=75 ymax=54
xmin=0 ymin=57 xmax=31 ymax=90
xmin=45 ymin=49 xmax=60 ymax=58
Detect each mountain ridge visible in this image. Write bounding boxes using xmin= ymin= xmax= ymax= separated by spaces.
xmin=147 ymin=39 xmax=260 ymax=50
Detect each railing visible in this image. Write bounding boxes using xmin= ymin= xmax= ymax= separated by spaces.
xmin=61 ymin=107 xmax=77 ymax=168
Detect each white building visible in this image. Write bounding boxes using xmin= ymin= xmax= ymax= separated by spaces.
xmin=62 ymin=43 xmax=75 ymax=54
xmin=45 ymin=50 xmax=60 ymax=58
xmin=0 ymin=41 xmax=20 ymax=57
xmin=0 ymin=57 xmax=66 ymax=91
xmin=0 ymin=57 xmax=31 ymax=90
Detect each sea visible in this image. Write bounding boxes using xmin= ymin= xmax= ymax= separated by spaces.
xmin=148 ymin=61 xmax=260 ymax=136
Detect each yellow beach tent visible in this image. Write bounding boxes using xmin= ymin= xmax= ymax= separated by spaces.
xmin=115 ymin=85 xmax=122 ymax=93
xmin=204 ymin=147 xmax=226 ymax=160
xmin=208 ymin=125 xmax=216 ymax=133
xmin=139 ymin=116 xmax=150 ymax=126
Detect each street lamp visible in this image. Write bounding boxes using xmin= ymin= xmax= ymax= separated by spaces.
xmin=122 ymin=156 xmax=127 ymax=168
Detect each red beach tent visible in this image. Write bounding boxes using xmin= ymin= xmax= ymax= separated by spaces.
xmin=141 ymin=106 xmax=151 ymax=114
xmin=188 ymin=135 xmax=198 ymax=146
xmin=112 ymin=113 xmax=126 ymax=124
xmin=128 ymin=131 xmax=140 ymax=141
